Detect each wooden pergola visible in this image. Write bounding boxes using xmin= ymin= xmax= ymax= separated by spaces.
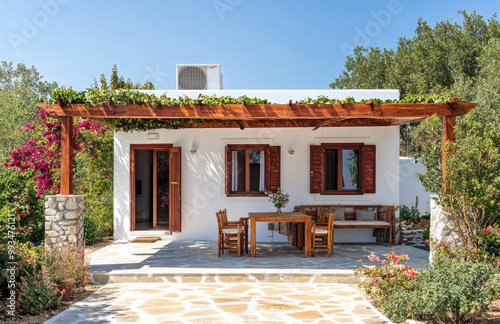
xmin=37 ymin=97 xmax=477 ymax=195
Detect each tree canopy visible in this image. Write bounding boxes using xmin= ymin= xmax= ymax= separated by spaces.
xmin=332 ymin=10 xmax=500 ymax=244
xmin=0 ymin=62 xmax=58 ymax=161
xmin=331 ymin=10 xmax=500 ymax=98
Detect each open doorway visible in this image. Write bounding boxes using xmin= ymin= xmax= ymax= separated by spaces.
xmin=130 ymin=144 xmax=181 ymax=232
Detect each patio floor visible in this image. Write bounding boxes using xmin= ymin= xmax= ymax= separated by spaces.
xmin=45 ymin=241 xmax=430 ymax=323
xmin=88 ymin=240 xmax=429 ymax=284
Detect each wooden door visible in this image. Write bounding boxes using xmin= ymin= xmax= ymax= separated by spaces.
xmin=169 ymin=147 xmax=181 ymax=232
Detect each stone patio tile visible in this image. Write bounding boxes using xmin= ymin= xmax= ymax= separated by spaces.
xmin=287 ymin=310 xmax=324 ymax=319
xmin=218 ymin=303 xmax=249 ymax=313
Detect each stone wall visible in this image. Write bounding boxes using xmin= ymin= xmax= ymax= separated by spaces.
xmin=45 ymin=195 xmax=85 ymax=249
xmin=429 ymin=196 xmax=462 ymax=246
xmin=401 ymin=223 xmax=426 ymax=249
xmin=429 ymin=195 xmax=464 ymax=261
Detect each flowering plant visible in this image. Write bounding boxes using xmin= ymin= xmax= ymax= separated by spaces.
xmin=264 ymin=188 xmax=289 ymax=214
xmin=45 ymin=245 xmax=89 ymax=287
xmin=476 ymin=222 xmax=500 ymax=256
xmin=355 ymin=252 xmax=418 ymax=300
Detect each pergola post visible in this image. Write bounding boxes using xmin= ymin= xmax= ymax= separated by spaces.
xmin=60 ymin=116 xmax=73 ymax=195
xmin=442 ymin=115 xmax=456 ymax=190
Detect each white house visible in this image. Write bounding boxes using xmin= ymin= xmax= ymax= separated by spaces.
xmin=113 ymin=88 xmax=401 ymax=243
xmin=38 ymin=65 xmax=474 ymax=247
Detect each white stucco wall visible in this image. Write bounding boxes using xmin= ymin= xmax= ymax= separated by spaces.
xmin=114 ymin=126 xmax=400 ymax=243
xmin=399 ymin=157 xmax=434 ymax=216
xmin=114 ymin=89 xmax=400 ymax=243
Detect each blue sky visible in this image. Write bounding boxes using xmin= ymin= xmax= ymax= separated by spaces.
xmin=0 ymin=0 xmax=497 ymax=91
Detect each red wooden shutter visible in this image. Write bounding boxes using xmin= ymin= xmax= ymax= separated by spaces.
xmin=169 ymin=147 xmax=181 ymax=232
xmin=265 ymin=146 xmax=281 ymax=192
xmin=363 ymin=145 xmax=376 ymax=193
xmin=310 ymin=145 xmax=324 ymax=193
xmin=225 ymin=146 xmax=231 ymax=195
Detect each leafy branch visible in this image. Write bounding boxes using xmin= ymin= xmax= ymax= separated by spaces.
xmin=49 ymin=88 xmax=465 ymax=107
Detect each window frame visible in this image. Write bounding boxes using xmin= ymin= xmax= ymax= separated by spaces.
xmin=226 ymin=144 xmax=269 ymax=197
xmin=321 ymin=143 xmax=364 ymax=195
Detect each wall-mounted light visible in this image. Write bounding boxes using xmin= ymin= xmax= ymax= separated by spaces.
xmin=288 ymin=146 xmax=295 ymax=155
xmin=147 ymin=133 xmax=159 ymax=140
xmin=190 ymin=143 xmax=198 ymax=154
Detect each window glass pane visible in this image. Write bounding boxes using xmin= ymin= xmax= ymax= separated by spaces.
xmin=342 ymin=149 xmax=359 ymax=190
xmin=249 ymin=150 xmax=264 ymax=191
xmin=325 ymin=150 xmax=338 ymax=191
xmin=231 ymin=150 xmax=246 ymax=192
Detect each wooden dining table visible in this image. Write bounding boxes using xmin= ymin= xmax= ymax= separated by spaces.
xmin=248 ymin=212 xmax=312 ymax=257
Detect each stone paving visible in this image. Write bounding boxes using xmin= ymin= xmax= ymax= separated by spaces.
xmin=88 ymin=241 xmax=429 ymax=284
xmin=47 ymin=241 xmax=428 ymax=323
xmin=46 ymin=282 xmax=391 ymax=323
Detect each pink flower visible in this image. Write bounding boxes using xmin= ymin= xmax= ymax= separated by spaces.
xmin=368 ymin=253 xmax=381 ymax=262
xmin=24 ymin=198 xmax=28 ymax=202
xmin=399 ymin=264 xmax=408 ymax=271
xmin=404 ymin=270 xmax=418 ymax=278
xmin=481 ymin=238 xmax=485 ymax=241
xmin=483 ymin=230 xmax=488 ymax=234
xmin=381 ymin=260 xmax=387 ymax=265
xmin=22 ymin=214 xmax=27 ymax=218
xmin=14 ymin=196 xmax=17 ymax=200
xmin=23 ymin=227 xmax=27 ymax=231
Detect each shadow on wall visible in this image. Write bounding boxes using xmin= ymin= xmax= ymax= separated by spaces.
xmin=399 ymin=157 xmax=434 ymax=215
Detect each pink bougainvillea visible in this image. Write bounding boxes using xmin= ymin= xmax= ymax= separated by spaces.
xmin=4 ymin=109 xmax=109 ymax=196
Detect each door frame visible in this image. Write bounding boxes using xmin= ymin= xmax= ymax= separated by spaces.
xmin=130 ymin=144 xmax=173 ymax=231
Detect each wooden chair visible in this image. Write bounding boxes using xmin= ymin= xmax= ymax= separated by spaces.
xmin=312 ymin=210 xmax=335 ymax=256
xmin=220 ymin=209 xmax=248 ymax=254
xmin=315 ymin=208 xmax=330 ymax=244
xmin=216 ymin=209 xmax=243 ymax=257
xmin=316 ymin=208 xmax=328 ymax=224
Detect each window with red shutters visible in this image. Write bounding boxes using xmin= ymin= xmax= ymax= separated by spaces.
xmin=225 ymin=144 xmax=281 ymax=197
xmin=310 ymin=143 xmax=376 ymax=195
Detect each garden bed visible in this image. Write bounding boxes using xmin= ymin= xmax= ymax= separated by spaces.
xmin=0 ymin=284 xmax=102 ymax=324
xmin=0 ymin=238 xmax=113 ymax=323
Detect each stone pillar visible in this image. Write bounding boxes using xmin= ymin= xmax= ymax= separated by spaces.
xmin=45 ymin=195 xmax=85 ymax=249
xmin=429 ymin=195 xmax=462 ymax=261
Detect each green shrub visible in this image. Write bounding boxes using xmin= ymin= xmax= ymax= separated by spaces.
xmin=422 ymin=225 xmax=430 ymax=241
xmin=17 ymin=268 xmax=60 ymax=315
xmin=381 ymin=255 xmax=499 ymax=323
xmin=358 ymin=242 xmax=500 ymax=323
xmin=84 ymin=215 xmax=105 ymax=245
xmin=0 ymin=243 xmax=44 ymax=298
xmin=400 ymin=204 xmax=421 ymax=222
xmin=0 ymin=167 xmax=45 ymax=244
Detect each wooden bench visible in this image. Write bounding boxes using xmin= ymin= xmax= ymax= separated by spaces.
xmin=295 ymin=205 xmax=396 ymax=246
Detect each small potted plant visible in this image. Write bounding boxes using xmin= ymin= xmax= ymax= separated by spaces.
xmin=45 ymin=245 xmax=89 ymax=301
xmin=265 ymin=188 xmax=290 ymax=214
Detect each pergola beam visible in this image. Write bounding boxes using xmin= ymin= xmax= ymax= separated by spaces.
xmin=60 ymin=116 xmax=73 ymax=195
xmin=36 ymin=99 xmax=477 ymax=121
xmin=312 ymin=118 xmax=348 ymax=130
xmin=442 ymin=116 xmax=456 ymax=190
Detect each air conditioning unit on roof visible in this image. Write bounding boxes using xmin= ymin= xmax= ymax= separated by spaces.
xmin=176 ymin=64 xmax=223 ymax=90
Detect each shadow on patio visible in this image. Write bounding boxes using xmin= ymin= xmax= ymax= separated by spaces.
xmin=87 ymin=240 xmax=429 ymax=284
